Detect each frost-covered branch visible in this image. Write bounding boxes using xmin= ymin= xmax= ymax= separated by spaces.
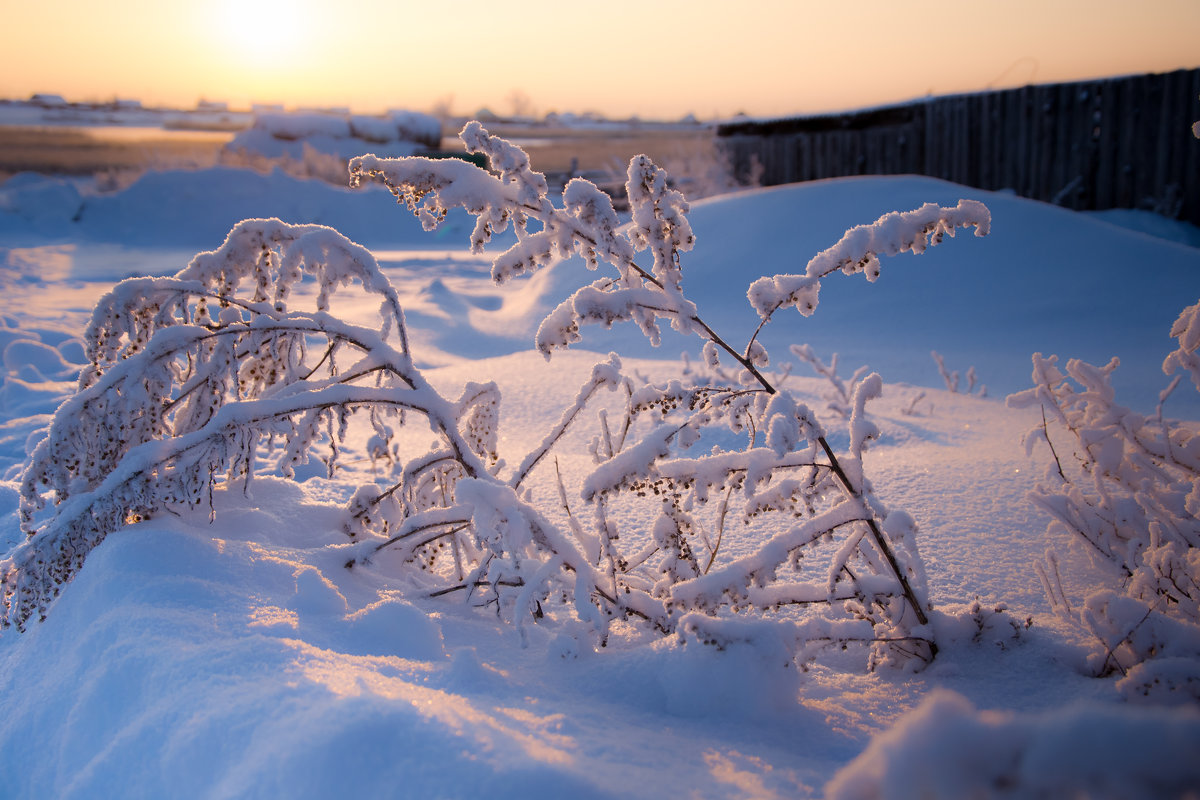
xmin=744 ymin=201 xmax=990 ymax=350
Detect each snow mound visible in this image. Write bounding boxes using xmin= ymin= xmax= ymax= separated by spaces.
xmin=826 ymin=689 xmax=1200 ymax=800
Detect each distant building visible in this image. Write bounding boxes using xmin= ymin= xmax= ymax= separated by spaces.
xmin=30 ymin=93 xmax=67 ymax=107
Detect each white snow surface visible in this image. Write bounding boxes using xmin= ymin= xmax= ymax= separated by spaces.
xmin=2 ymin=161 xmax=1199 ymax=798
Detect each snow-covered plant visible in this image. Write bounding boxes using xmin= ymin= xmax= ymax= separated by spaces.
xmin=936 ymin=598 xmax=1031 ymax=651
xmin=2 ymin=219 xmax=503 ymax=631
xmin=1008 ymin=299 xmax=1200 ymax=700
xmin=348 ymin=122 xmax=991 ymax=668
xmin=931 ymin=350 xmax=985 ymax=396
xmin=4 ymin=122 xmax=991 ymax=674
xmin=900 ymin=390 xmax=928 ymax=417
xmin=790 ymin=343 xmax=869 ymax=418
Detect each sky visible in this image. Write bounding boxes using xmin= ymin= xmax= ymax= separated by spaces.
xmin=2 ymin=0 xmax=1198 ymax=121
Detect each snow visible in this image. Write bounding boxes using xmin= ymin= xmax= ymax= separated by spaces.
xmin=2 ymin=148 xmax=1199 ymax=796
xmin=825 ymin=689 xmax=1200 ymax=799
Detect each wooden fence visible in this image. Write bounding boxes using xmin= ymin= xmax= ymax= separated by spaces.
xmin=716 ymin=69 xmax=1200 ymax=225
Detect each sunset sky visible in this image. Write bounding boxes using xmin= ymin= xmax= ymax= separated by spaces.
xmin=3 ymin=0 xmax=1198 ymax=120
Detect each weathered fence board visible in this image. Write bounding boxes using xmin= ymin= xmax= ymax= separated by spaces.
xmin=717 ymin=69 xmax=1200 ymax=224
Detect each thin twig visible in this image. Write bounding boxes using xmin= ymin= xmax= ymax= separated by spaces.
xmin=1040 ymin=404 xmax=1067 ymax=482
xmin=371 ymin=521 xmax=470 ymax=555
xmin=703 ymin=484 xmax=734 ymax=575
xmin=429 ymin=577 xmax=525 ymax=598
xmin=302 ymin=339 xmax=339 ymax=380
xmin=816 ymin=434 xmax=933 ymax=637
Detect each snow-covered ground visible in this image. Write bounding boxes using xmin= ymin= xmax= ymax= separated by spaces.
xmin=2 ymin=151 xmax=1199 ymax=797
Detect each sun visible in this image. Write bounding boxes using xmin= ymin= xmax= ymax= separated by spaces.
xmin=215 ymin=0 xmax=312 ymax=70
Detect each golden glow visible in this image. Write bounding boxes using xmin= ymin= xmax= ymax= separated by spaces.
xmin=2 ymin=0 xmax=1198 ymax=119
